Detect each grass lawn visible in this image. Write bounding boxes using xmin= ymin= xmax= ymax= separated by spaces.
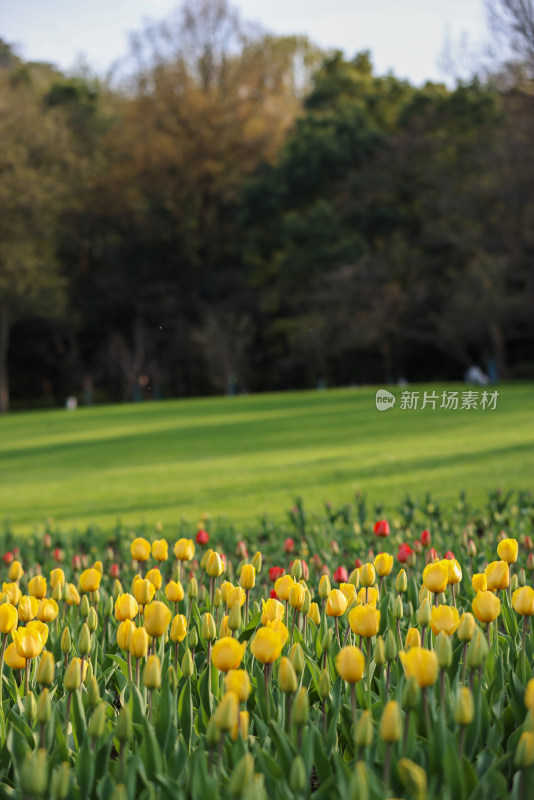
xmin=0 ymin=383 xmax=532 ymax=534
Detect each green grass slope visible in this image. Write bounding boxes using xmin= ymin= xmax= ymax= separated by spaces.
xmin=0 ymin=383 xmax=532 ymax=533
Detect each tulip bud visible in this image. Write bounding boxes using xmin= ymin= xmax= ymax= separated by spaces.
xmin=50 ymin=762 xmax=70 ymax=800
xmin=64 ymin=659 xmax=82 ymax=692
xmin=228 ymin=602 xmax=242 ymax=632
xmin=187 ymin=578 xmax=198 ymax=599
xmin=436 ymin=631 xmax=452 ymax=669
xmin=457 ymin=612 xmax=476 ymax=642
xmin=416 ymin=598 xmax=431 ymax=628
xmin=467 ymin=628 xmax=488 ymax=669
xmin=21 ymin=749 xmax=48 ymax=797
xmin=318 ymin=668 xmax=331 ymax=701
xmin=321 ymin=628 xmax=334 ymax=655
xmin=528 ymin=554 xmax=534 ymax=572
xmin=355 ymin=709 xmax=373 ymax=748
xmin=511 ymin=574 xmax=519 ymax=592
xmin=88 ymin=703 xmax=107 ymax=740
xmin=213 ymin=588 xmax=222 ymax=608
xmin=115 ymin=706 xmax=131 ymax=742
xmin=380 ymin=700 xmax=402 ymax=742
xmin=515 ymin=732 xmax=534 ymax=769
xmin=399 ymin=758 xmax=427 ymax=800
xmin=87 ymin=675 xmax=100 ymax=708
xmin=385 ymin=629 xmax=398 ymax=663
xmin=86 ymin=607 xmax=98 ymax=632
xmin=349 ymin=762 xmax=368 ymax=800
xmin=23 ymin=691 xmax=35 ymax=725
xmin=61 ymin=627 xmax=71 ymax=655
xmin=467 ymin=539 xmax=477 ymax=557
xmin=36 ymin=688 xmax=51 ymax=725
xmin=181 ymin=648 xmax=194 ymax=678
xmin=252 ymin=551 xmax=262 ymax=573
xmin=80 ymin=595 xmax=90 ymax=618
xmin=290 ymin=643 xmax=305 ymax=675
xmin=519 ymin=568 xmax=526 ymax=587
xmin=110 ymin=786 xmax=128 ymax=800
xmin=293 ymin=687 xmax=309 ymax=726
xmin=37 ymin=651 xmax=55 ymax=687
xmin=143 ymin=655 xmax=161 ymax=689
xmin=113 ymin=579 xmax=123 ymax=598
xmin=374 ymin=635 xmax=386 ymax=667
xmin=228 ymin=753 xmax=255 ymax=798
xmin=279 ymin=657 xmax=298 ymax=693
xmin=202 ymin=613 xmax=216 ymax=642
xmin=214 ymin=692 xmax=239 ymax=731
xmin=189 ymin=627 xmax=199 ymax=649
xmin=319 ymin=575 xmax=331 ymax=599
xmin=455 ymin=687 xmax=474 ymax=726
xmin=52 ymin=583 xmax=62 ymax=603
xmin=348 ymin=568 xmax=360 ymax=589
xmin=200 ymin=548 xmax=212 ymax=571
xmin=396 ymin=569 xmax=408 ymax=594
xmin=360 ymin=563 xmax=375 ymax=588
xmin=402 ymin=675 xmax=421 ymax=711
xmin=290 ymin=560 xmax=302 ymax=581
xmin=393 ymin=595 xmax=403 ymax=621
xmin=289 ymin=756 xmax=307 ymax=794
xmin=301 ymin=588 xmax=311 ymax=616
xmin=78 ymin=623 xmax=91 ymax=656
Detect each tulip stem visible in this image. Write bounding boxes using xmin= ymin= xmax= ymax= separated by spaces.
xmin=209 ymin=577 xmax=214 ymax=610
xmin=350 ymin=683 xmax=357 ymax=725
xmin=451 ymin=584 xmax=456 ymax=607
xmin=440 ymin=670 xmax=446 ymax=721
xmin=421 ymin=625 xmax=426 ymax=648
xmin=285 ymin=693 xmax=292 ymax=734
xmin=403 ymin=709 xmax=411 ymax=753
xmin=0 ymin=633 xmax=7 ymax=701
xmin=322 ymin=700 xmax=327 ymax=735
xmin=135 ymin=658 xmax=140 ymax=688
xmin=461 ymin=643 xmax=468 ymax=684
xmin=383 ymin=742 xmax=392 ymax=790
xmin=245 ymin=591 xmax=249 ymax=627
xmin=343 ymin=624 xmax=351 ymax=647
xmin=127 ymin=652 xmax=132 ymax=683
xmin=459 ymin=726 xmax=466 ymax=758
xmin=65 ymin=691 xmax=72 ymax=740
xmin=335 ymin=617 xmax=340 ymax=646
xmin=24 ymin=661 xmax=30 ymax=695
xmin=423 ymin=688 xmax=431 ymax=741
xmin=522 ymin=616 xmax=528 ymax=651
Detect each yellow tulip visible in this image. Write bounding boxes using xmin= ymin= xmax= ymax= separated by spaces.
xmin=339 ymin=583 xmax=357 ymax=604
xmin=2 ymin=582 xmax=21 ymax=606
xmin=115 ymin=593 xmax=139 ymax=621
xmin=220 ymin=581 xmax=234 ymax=605
xmin=50 ymin=568 xmax=65 ymax=588
xmin=485 ymin=561 xmax=510 ymax=592
xmin=211 ymin=637 xmax=246 ymax=672
xmin=36 ymin=599 xmax=59 ymax=623
xmin=227 ymin=587 xmax=246 ymax=609
xmin=266 ymin=619 xmax=289 ymax=647
xmin=0 ymin=603 xmax=18 ymax=634
xmin=512 ymin=586 xmax=534 ymax=616
xmin=380 ymin=700 xmax=402 ymax=742
xmin=8 ymin=561 xmax=23 ymax=582
xmin=219 ymin=615 xmax=231 ymax=638
xmin=5 ymin=642 xmax=25 ymax=670
xmin=143 ymin=601 xmax=172 ymax=638
xmin=472 ymin=573 xmax=487 ymax=593
xmin=357 ymin=586 xmax=379 ymax=606
xmin=170 ymin=614 xmax=187 ymax=643
xmin=325 ymin=589 xmax=348 ymax=617
xmin=133 ymin=578 xmax=155 ymax=606
xmin=174 ymin=538 xmax=195 ymax=562
xmin=117 ymin=619 xmax=135 ymax=651
xmin=525 ymin=678 xmax=534 ymax=711
xmin=79 ymin=568 xmax=101 ymax=593
xmin=472 ymin=590 xmax=501 ymax=623
xmin=12 ymin=627 xmax=44 ymax=660
xmin=144 ymin=655 xmax=161 ymax=689
xmin=239 ymin=565 xmax=255 ymax=591
xmin=65 ymin=583 xmax=80 ymax=606
xmin=129 ymin=627 xmax=149 ymax=659
xmin=165 ymin=581 xmax=184 ymax=603
xmin=360 ymin=563 xmax=376 ymax=588
xmin=152 ymin=539 xmax=168 ymax=562
xmin=213 ymin=691 xmax=239 ymax=731
xmin=18 ymin=596 xmax=39 ymax=622
xmin=400 ymin=647 xmax=438 ymax=687
xmin=405 ymin=627 xmax=421 ymax=649
xmin=146 ymin=568 xmax=163 ymax=591
xmin=447 ymin=559 xmax=462 ymax=585
xmin=374 ymin=553 xmax=393 ymax=577
xmin=335 ymin=646 xmax=365 ymax=683
xmin=130 ymin=537 xmax=151 ymax=562
xmin=250 ymin=627 xmax=283 ymax=664
xmin=261 ymin=598 xmax=285 ymax=625
xmin=28 ymin=575 xmax=47 ymax=599
xmin=289 ymin=583 xmax=306 ymax=610
xmin=430 ymin=605 xmax=460 ymax=636
xmin=206 ymin=552 xmax=223 ymax=578
xmin=349 ymin=604 xmax=380 ymax=638
xmin=27 ymin=620 xmax=49 ymax=646
xmin=497 ymin=537 xmax=518 ymax=564
xmin=307 ymin=602 xmax=321 ymax=626
xmin=422 ymin=561 xmax=449 ymax=594
xmin=274 ymin=575 xmax=294 ymax=601
xmin=224 ymin=669 xmax=251 ymax=702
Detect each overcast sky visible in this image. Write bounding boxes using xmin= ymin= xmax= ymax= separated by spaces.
xmin=2 ymin=0 xmax=489 ymax=84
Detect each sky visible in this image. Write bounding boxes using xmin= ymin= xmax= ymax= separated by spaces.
xmin=2 ymin=0 xmax=489 ymax=85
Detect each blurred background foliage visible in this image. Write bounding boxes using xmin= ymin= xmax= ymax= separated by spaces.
xmin=1 ymin=0 xmax=534 ymax=412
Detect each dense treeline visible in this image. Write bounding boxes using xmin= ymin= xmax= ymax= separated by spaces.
xmin=1 ymin=0 xmax=533 ymax=412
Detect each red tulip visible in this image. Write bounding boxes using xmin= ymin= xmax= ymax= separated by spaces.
xmin=72 ymin=555 xmax=81 ymax=571
xmin=301 ymin=560 xmax=309 ymax=581
xmin=354 ymin=558 xmax=363 ymax=568
xmin=110 ymin=563 xmax=120 ymax=579
xmin=374 ymin=520 xmax=390 ymax=537
xmin=2 ymin=552 xmax=13 ymax=565
xmin=53 ymin=548 xmax=64 ymax=563
xmin=283 ymin=538 xmax=295 ymax=554
xmin=420 ymin=529 xmax=431 ymax=547
xmin=334 ymin=566 xmax=348 ymax=583
xmin=270 ymin=589 xmax=277 ymax=599
xmin=397 ymin=543 xmax=412 ymax=563
xmin=236 ymin=541 xmax=248 ymax=559
xmin=196 ymin=529 xmax=209 ymax=545
xmin=444 ymin=550 xmax=455 ymax=560
xmin=527 ymin=554 xmax=534 ymax=571
xmin=312 ymin=554 xmax=322 ymax=569
xmin=525 ymin=536 xmax=533 ymax=551
xmin=425 ymin=548 xmax=438 ymax=564
xmin=413 ymin=540 xmax=423 ymax=555
xmin=269 ymin=566 xmax=284 ymax=582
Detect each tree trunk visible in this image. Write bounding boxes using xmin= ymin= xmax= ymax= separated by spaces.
xmin=0 ymin=309 xmax=9 ymax=414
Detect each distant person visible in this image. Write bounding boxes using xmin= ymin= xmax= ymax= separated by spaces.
xmin=464 ymin=365 xmax=489 ymax=386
